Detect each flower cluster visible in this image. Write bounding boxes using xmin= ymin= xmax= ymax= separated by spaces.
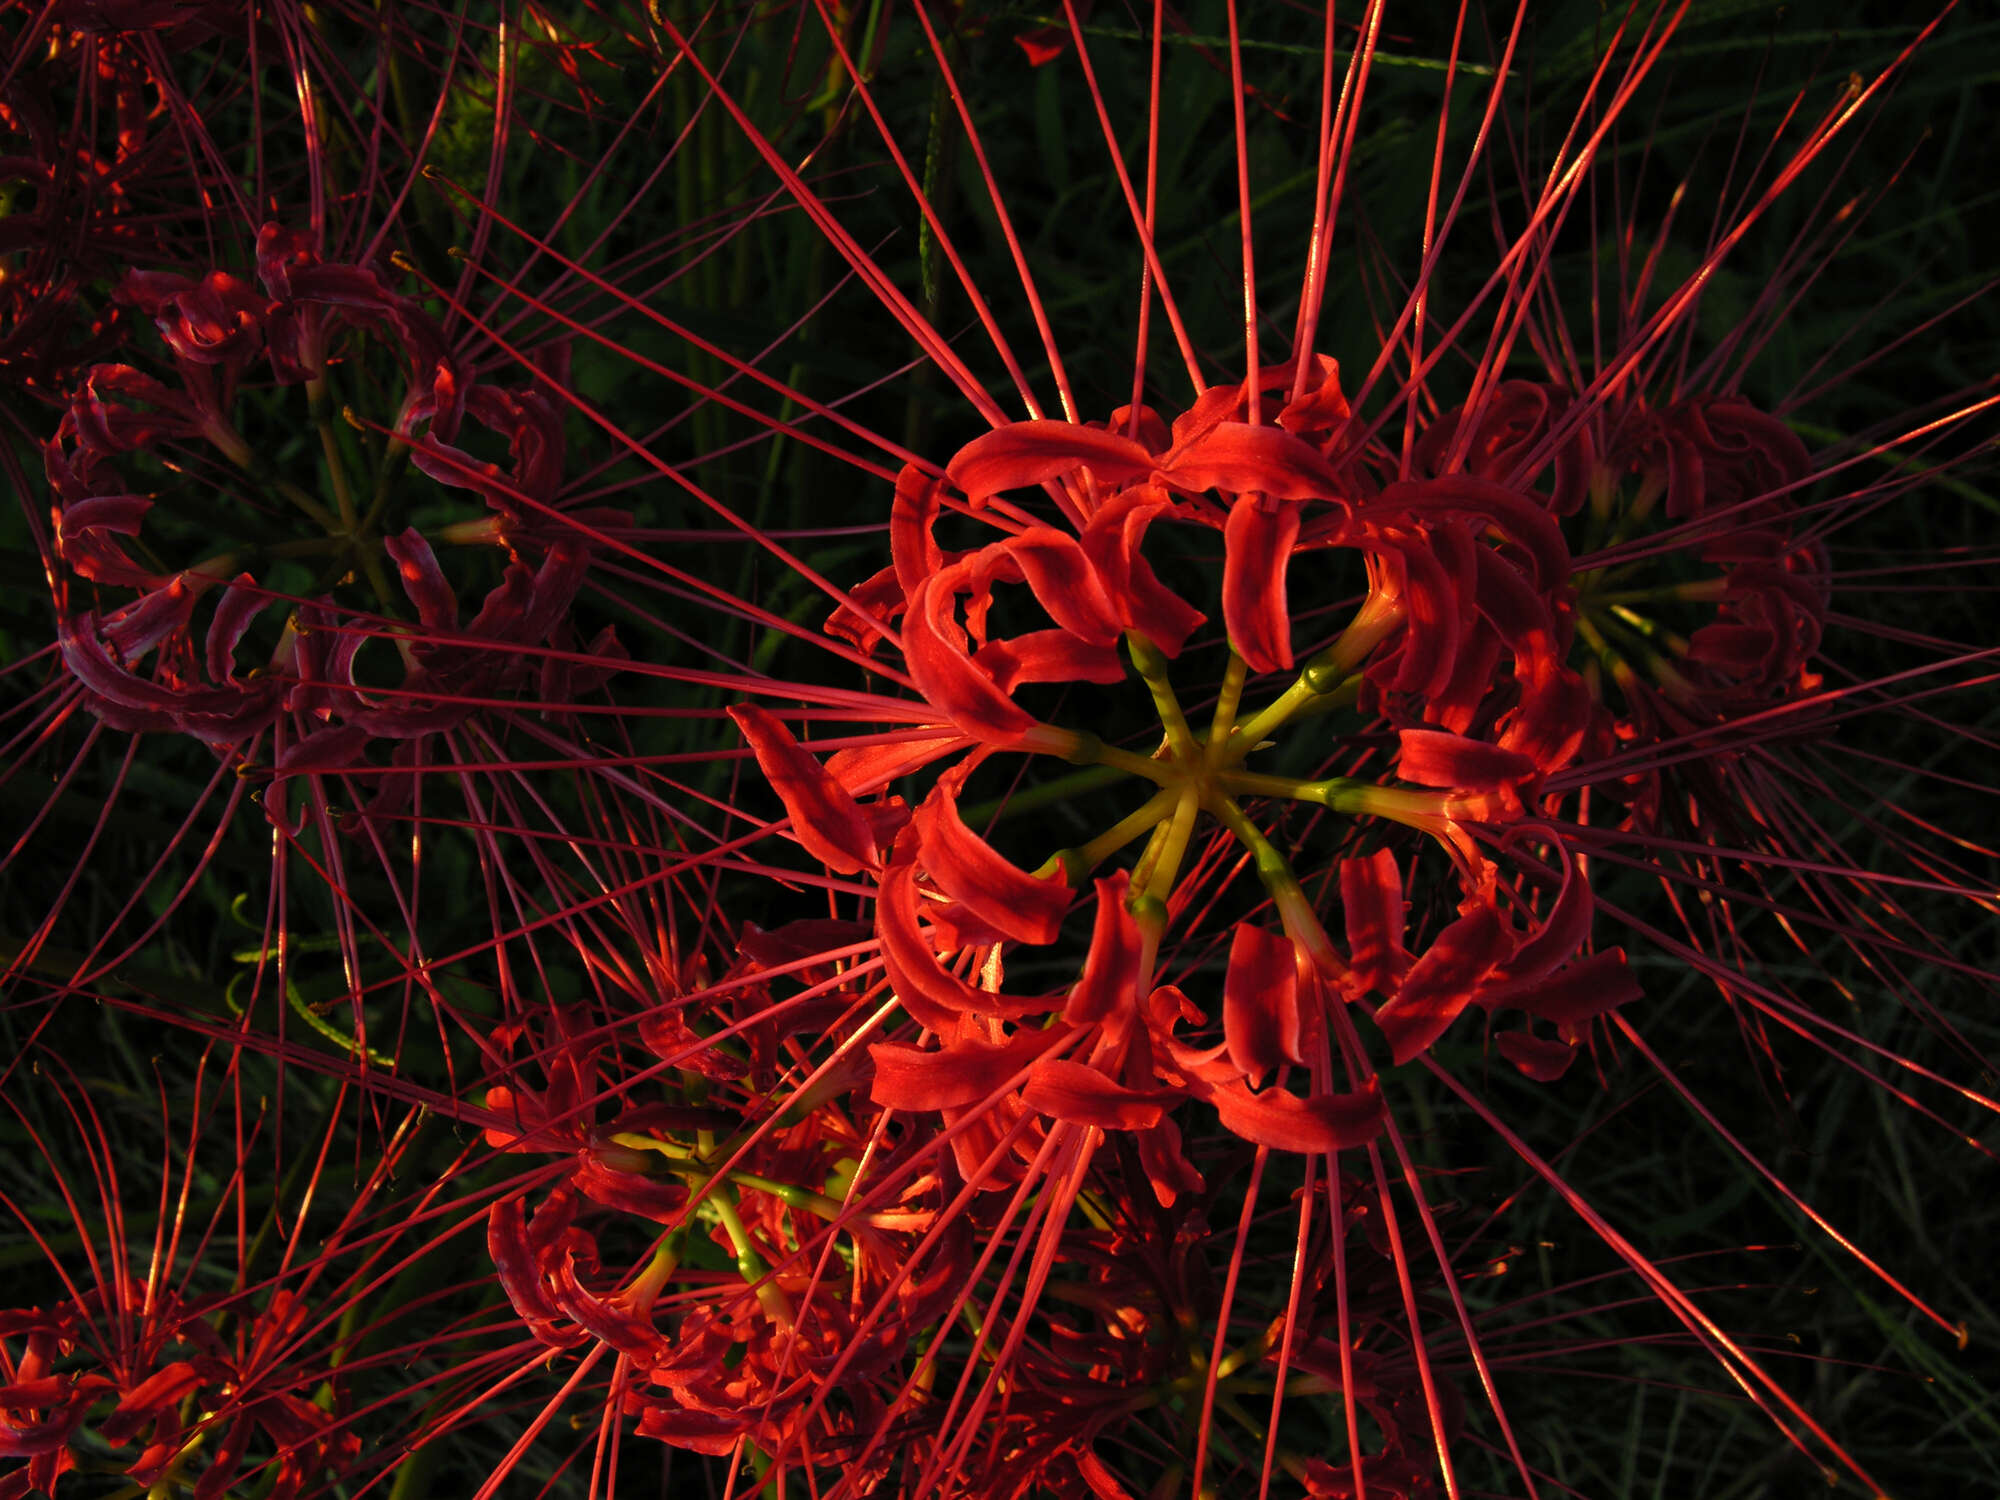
xmin=45 ymin=224 xmax=624 ymax=827
xmin=752 ymin=361 xmax=1646 ymax=1134
xmin=5 ymin=4 xmax=1994 ymax=1499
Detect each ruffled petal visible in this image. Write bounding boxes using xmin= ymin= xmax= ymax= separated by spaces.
xmin=913 ymin=783 xmax=1071 ymax=945
xmin=1222 ymin=498 xmax=1300 ymax=673
xmin=1223 ymin=922 xmax=1303 ymax=1085
xmin=1164 ymin=421 xmax=1345 ymax=501
xmin=1079 ymin=486 xmax=1206 ymax=656
xmin=729 ymin=704 xmax=880 ymax=874
xmin=905 ymin=564 xmax=1043 ymax=746
xmin=1023 ymin=1057 xmax=1179 ymax=1130
xmin=1064 ymin=873 xmax=1145 ymax=1029
xmin=1396 ymin=729 xmax=1542 ymax=821
xmin=1340 ymin=850 xmax=1410 ymax=997
xmin=869 ymin=1028 xmax=1061 ymax=1112
xmin=1373 ymin=903 xmax=1511 ymax=1065
xmin=1210 ymin=1079 xmax=1385 ymax=1152
xmin=947 ymin=421 xmax=1154 ymax=509
xmin=1490 ymin=947 xmax=1643 ymax=1028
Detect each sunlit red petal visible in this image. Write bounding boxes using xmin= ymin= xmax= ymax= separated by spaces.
xmin=913 ymin=783 xmax=1071 ymax=945
xmin=1222 ymin=498 xmax=1300 ymax=673
xmin=1373 ymin=903 xmax=1511 ymax=1065
xmin=729 ymin=704 xmax=879 ymax=874
xmin=946 ymin=421 xmax=1154 ymax=509
xmin=1079 ymin=486 xmax=1206 ymax=656
xmin=1023 ymin=1057 xmax=1178 ymax=1130
xmin=1396 ymin=729 xmax=1541 ymax=819
xmin=905 ymin=566 xmax=1043 ymax=746
xmin=869 ymin=1028 xmax=1061 ymax=1112
xmin=1163 ymin=420 xmax=1344 ymax=500
xmin=1223 ymin=922 xmax=1303 ymax=1084
xmin=973 ymin=629 xmax=1126 ymax=691
xmin=1341 ymin=850 xmax=1410 ymax=996
xmin=1210 ymin=1079 xmax=1386 ymax=1152
xmin=1496 ymin=1031 xmax=1580 ymax=1082
xmin=1005 ymin=527 xmax=1125 ymax=644
xmin=1488 ymin=948 xmax=1644 ymax=1028
xmin=1064 ymin=873 xmax=1145 ymax=1029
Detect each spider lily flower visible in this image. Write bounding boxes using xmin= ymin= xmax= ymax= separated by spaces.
xmin=510 ymin=2 xmax=1996 ymax=1491
xmin=6 ymin=2 xmax=1997 ymax=1496
xmin=0 ymin=1056 xmax=442 ymax=1500
xmin=37 ymin=223 xmax=633 ymax=834
xmin=1419 ymin=381 xmax=1830 ymax=746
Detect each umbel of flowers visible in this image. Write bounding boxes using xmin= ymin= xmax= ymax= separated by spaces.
xmin=748 ymin=355 xmax=1647 ymax=1147
xmin=44 ymin=223 xmax=624 ymax=830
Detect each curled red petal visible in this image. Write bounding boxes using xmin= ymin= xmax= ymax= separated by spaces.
xmin=1005 ymin=527 xmax=1124 ymax=644
xmin=946 ymin=421 xmax=1154 ymax=509
xmin=874 ymin=854 xmax=987 ymax=1029
xmin=1210 ymin=1078 xmax=1385 ymax=1152
xmin=97 ymin=1363 xmax=204 ymax=1443
xmin=573 ymin=1151 xmax=689 ymax=1222
xmin=729 ymin=704 xmax=878 ymax=874
xmin=913 ymin=782 xmax=1071 ymax=945
xmin=1024 ymin=1057 xmax=1178 ymax=1130
xmin=890 ymin=464 xmax=948 ymax=600
xmin=1488 ymin=947 xmax=1643 ymax=1028
xmin=1496 ymin=1030 xmax=1579 ymax=1082
xmin=869 ymin=1028 xmax=1061 ymax=1112
xmin=1340 ymin=850 xmax=1409 ymax=997
xmin=905 ymin=565 xmax=1042 ymax=746
xmin=1490 ymin=846 xmax=1593 ymax=987
xmin=826 ymin=730 xmax=969 ymax=796
xmin=634 ymin=1405 xmax=746 ymax=1455
xmin=1373 ymin=903 xmax=1511 ymax=1065
xmin=1014 ymin=25 xmax=1070 ymax=66
xmin=1222 ymin=498 xmax=1300 ymax=673
xmin=1134 ymin=1111 xmax=1206 ymax=1207
xmin=1163 ymin=420 xmax=1344 ymax=500
xmin=486 ymin=1197 xmax=584 ymax=1349
xmin=203 ymin=576 xmax=270 ymax=683
xmin=1064 ymin=873 xmax=1145 ymax=1029
xmin=1396 ymin=729 xmax=1542 ymax=820
xmin=1375 ymin=474 xmax=1570 ymax=588
xmin=544 ymin=1247 xmax=665 ymax=1361
xmin=1223 ymin=922 xmax=1303 ymax=1084
xmin=1079 ymin=486 xmax=1206 ymax=656
xmin=384 ymin=528 xmax=458 ymax=629
xmin=973 ymin=629 xmax=1126 ymax=691
xmin=1372 ymin=529 xmax=1466 ymax=698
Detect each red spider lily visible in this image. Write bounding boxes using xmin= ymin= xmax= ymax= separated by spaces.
xmin=439 ymin=2 xmax=1997 ymax=1492
xmin=0 ymin=1052 xmax=450 ymax=1500
xmin=42 ymin=228 xmax=621 ymax=801
xmin=1418 ymin=381 xmax=1829 ymax=742
xmin=5 ymin=2 xmax=1997 ymax=1497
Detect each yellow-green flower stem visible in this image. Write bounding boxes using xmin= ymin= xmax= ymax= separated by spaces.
xmin=1575 ymin=609 xmax=1698 ymax=706
xmin=1127 ymin=630 xmax=1199 ymax=758
xmin=1209 ymin=796 xmax=1345 ymax=978
xmin=707 ymin=1184 xmax=794 ymax=1326
xmin=1031 ymin=726 xmax=1175 ymax=786
xmin=623 ymin=1238 xmax=682 ymax=1315
xmin=1133 ymin=784 xmax=1202 ymax=907
xmin=607 ymin=1132 xmax=850 ymax=1222
xmin=1046 ymin=785 xmax=1180 ymax=882
xmin=224 ymin=950 xmax=398 ymax=1070
xmin=1226 ymin=602 xmax=1403 ymax=757
xmin=307 ymin=370 xmax=359 ymax=533
xmin=1204 ymin=650 xmax=1250 ymax=771
xmin=1010 ymin=621 xmax=1457 ymax=961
